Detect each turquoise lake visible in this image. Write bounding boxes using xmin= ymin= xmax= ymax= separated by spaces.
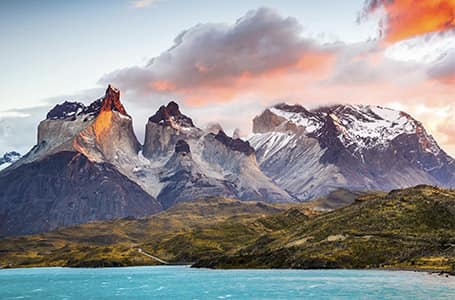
xmin=1 ymin=266 xmax=454 ymax=299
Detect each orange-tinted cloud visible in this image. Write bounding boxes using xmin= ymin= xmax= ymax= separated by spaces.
xmin=363 ymin=0 xmax=455 ymax=42
xmin=100 ymin=8 xmax=337 ymax=105
xmin=98 ymin=7 xmax=455 ymax=155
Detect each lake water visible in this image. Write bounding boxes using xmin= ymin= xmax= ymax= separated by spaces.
xmin=0 ymin=266 xmax=454 ymax=299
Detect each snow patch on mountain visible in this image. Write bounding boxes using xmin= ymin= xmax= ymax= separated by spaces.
xmin=267 ymin=104 xmax=440 ymax=156
xmin=269 ymin=107 xmax=322 ymax=134
xmin=0 ymin=151 xmax=21 ymax=171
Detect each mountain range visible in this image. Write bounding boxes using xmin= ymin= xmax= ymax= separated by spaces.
xmin=1 ymin=85 xmax=454 ymax=236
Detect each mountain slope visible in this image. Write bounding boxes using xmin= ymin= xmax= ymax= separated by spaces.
xmin=0 ymin=151 xmax=161 ymax=237
xmin=249 ymin=104 xmax=455 ymax=200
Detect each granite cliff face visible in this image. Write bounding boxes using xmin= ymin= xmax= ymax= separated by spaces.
xmin=14 ymin=85 xmax=140 ymax=168
xmin=143 ymin=101 xmax=296 ymax=206
xmin=249 ymin=104 xmax=455 ymax=200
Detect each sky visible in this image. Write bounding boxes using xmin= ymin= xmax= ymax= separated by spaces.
xmin=0 ymin=0 xmax=454 ymax=156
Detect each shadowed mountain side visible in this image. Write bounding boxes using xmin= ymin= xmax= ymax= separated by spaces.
xmin=0 ymin=151 xmax=161 ymax=237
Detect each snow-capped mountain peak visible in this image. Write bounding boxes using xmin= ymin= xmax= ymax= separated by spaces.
xmin=262 ymin=103 xmax=439 ymax=155
xmin=249 ymin=102 xmax=454 ymax=200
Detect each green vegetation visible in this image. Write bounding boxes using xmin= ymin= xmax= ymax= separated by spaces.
xmin=0 ymin=197 xmax=307 ymax=268
xmin=1 ymin=186 xmax=454 ymax=274
xmin=194 ymin=185 xmax=455 ymax=273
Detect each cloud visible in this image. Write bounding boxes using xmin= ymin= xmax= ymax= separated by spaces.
xmin=361 ymin=0 xmax=455 ymax=42
xmin=95 ymin=7 xmax=455 ymax=156
xmin=130 ymin=0 xmax=160 ymax=8
xmin=428 ymin=49 xmax=455 ymax=83
xmin=100 ymin=7 xmax=337 ymax=105
xmin=438 ymin=112 xmax=455 ymax=143
xmin=0 ymin=106 xmax=48 ymax=155
xmin=326 ymin=41 xmax=427 ymax=85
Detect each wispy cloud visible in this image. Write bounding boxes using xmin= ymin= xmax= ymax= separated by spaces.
xmin=130 ymin=0 xmax=160 ymax=8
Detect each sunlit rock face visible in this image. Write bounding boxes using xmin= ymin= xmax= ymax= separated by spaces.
xmin=250 ymin=103 xmax=455 ymax=200
xmin=15 ymin=85 xmax=140 ymax=167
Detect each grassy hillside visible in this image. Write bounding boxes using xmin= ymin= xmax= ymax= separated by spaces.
xmin=194 ymin=186 xmax=455 ymax=273
xmin=1 ymin=186 xmax=454 ymax=273
xmin=0 ymin=197 xmax=309 ymax=268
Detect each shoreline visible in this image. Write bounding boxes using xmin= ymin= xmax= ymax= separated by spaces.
xmin=1 ymin=264 xmax=453 ymax=277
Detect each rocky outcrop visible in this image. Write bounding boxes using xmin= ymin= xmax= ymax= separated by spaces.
xmin=175 ymin=139 xmax=191 ymax=154
xmin=0 ymin=151 xmax=21 ymax=171
xmin=0 ymin=151 xmax=20 ymax=165
xmin=214 ymin=130 xmax=255 ymax=156
xmin=143 ymin=102 xmax=201 ymax=158
xmin=100 ymin=85 xmax=128 ymax=115
xmin=15 ymin=85 xmax=141 ymax=167
xmin=157 ymin=141 xmax=236 ymax=209
xmin=0 ymin=151 xmax=161 ymax=237
xmin=143 ymin=101 xmax=295 ymax=205
xmin=149 ymin=101 xmax=195 ymax=127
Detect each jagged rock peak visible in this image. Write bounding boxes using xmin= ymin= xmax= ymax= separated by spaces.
xmin=175 ymin=139 xmax=190 ymax=154
xmin=101 ymin=84 xmax=128 ymax=116
xmin=0 ymin=151 xmax=21 ymax=165
xmin=149 ymin=101 xmax=194 ymax=128
xmin=46 ymin=99 xmax=103 ymax=121
xmin=47 ymin=101 xmax=86 ymax=120
xmin=215 ymin=130 xmax=255 ymax=156
xmin=232 ymin=128 xmax=241 ymax=139
xmin=46 ymin=85 xmax=127 ymax=121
